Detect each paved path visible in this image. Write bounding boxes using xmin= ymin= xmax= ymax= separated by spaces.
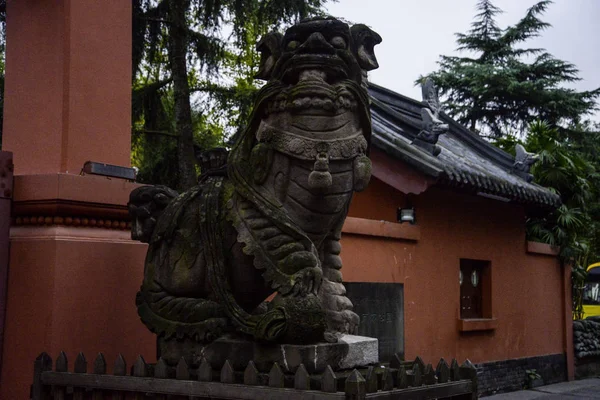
xmin=485 ymin=378 xmax=600 ymax=399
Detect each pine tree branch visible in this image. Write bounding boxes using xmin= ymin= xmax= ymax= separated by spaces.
xmin=133 ymin=78 xmax=173 ymax=96
xmin=189 ymin=85 xmax=238 ymax=95
xmin=134 ymin=129 xmax=179 ymax=139
xmin=142 ymin=16 xmax=171 ymax=25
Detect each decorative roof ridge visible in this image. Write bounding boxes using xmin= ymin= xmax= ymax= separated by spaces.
xmin=368 ymin=82 xmax=515 ymax=171
xmin=367 ymin=82 xmax=561 ymax=208
xmin=370 ymin=124 xmax=444 ymax=178
xmin=371 ymin=97 xmax=420 ymax=135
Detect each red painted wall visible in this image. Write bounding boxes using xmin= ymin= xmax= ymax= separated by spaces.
xmin=0 ymin=232 xmax=154 ymax=400
xmin=3 ymin=0 xmax=132 ymax=175
xmin=343 ymin=177 xmax=565 ymax=364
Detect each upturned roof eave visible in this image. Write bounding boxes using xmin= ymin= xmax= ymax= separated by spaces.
xmin=367 ymin=82 xmax=561 ymax=209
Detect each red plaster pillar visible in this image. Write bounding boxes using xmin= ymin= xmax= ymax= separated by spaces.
xmin=0 ymin=2 xmax=155 ymax=399
xmin=3 ymin=0 xmax=132 ymax=174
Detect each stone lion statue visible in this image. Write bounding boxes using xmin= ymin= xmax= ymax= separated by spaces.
xmin=129 ymin=17 xmax=381 ymax=356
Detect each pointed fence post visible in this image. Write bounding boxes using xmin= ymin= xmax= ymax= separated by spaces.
xmin=132 ymin=355 xmax=147 ymax=400
xmin=220 ymin=360 xmax=235 ymax=384
xmin=56 ymin=351 xmax=68 ymax=371
xmin=294 ymin=364 xmax=310 ymax=390
xmin=114 ymin=354 xmax=127 ymax=376
xmin=450 ymin=359 xmax=461 ymax=381
xmin=268 ymin=362 xmax=285 ymax=388
xmin=154 ymin=358 xmax=169 ymax=378
xmin=436 ymin=358 xmax=450 ymax=384
xmin=174 ymin=357 xmax=192 ymax=400
xmin=397 ymin=366 xmax=408 ymax=389
xmin=423 ymin=363 xmax=436 ymax=385
xmin=460 ymin=360 xmax=478 ymax=399
xmin=176 ymin=357 xmax=191 ymax=380
xmin=154 ymin=358 xmax=169 ymax=400
xmin=345 ymin=369 xmax=366 ymax=400
xmin=198 ymin=358 xmax=213 ymax=382
xmin=53 ymin=352 xmax=68 ymax=400
xmin=413 ymin=356 xmax=426 ymax=374
xmin=412 ymin=362 xmax=422 ymax=387
xmin=365 ymin=366 xmax=378 ymax=393
xmin=244 ymin=361 xmax=259 ymax=385
xmin=92 ymin=353 xmax=107 ymax=400
xmin=132 ymin=355 xmax=147 ymax=377
xmin=73 ymin=352 xmax=87 ymax=400
xmin=32 ymin=352 xmax=52 ymax=400
xmin=382 ymin=367 xmax=394 ymax=391
xmin=112 ymin=354 xmax=126 ymax=400
xmin=93 ymin=353 xmax=107 ymax=374
xmin=321 ymin=365 xmax=337 ymax=393
xmin=459 ymin=360 xmax=476 ymax=380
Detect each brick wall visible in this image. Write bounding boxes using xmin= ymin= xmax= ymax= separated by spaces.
xmin=476 ymin=354 xmax=566 ymax=396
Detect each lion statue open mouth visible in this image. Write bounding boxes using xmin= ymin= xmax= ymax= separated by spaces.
xmin=129 ymin=17 xmax=381 ymax=360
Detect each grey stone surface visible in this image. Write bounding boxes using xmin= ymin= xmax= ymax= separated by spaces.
xmin=130 ymin=17 xmax=384 ymax=351
xmin=574 ymin=319 xmax=600 ymax=359
xmin=345 ymin=282 xmax=404 ymax=362
xmin=337 ymin=335 xmax=379 ymax=369
xmin=574 ymin=319 xmax=600 ymax=379
xmin=159 ymin=334 xmax=378 ymax=374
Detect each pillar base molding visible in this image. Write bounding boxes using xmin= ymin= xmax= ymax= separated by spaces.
xmin=12 ymin=173 xmax=141 ymax=228
xmin=10 ymin=226 xmax=136 ymax=243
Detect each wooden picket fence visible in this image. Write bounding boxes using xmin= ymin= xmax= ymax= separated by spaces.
xmin=31 ymin=351 xmax=477 ymax=399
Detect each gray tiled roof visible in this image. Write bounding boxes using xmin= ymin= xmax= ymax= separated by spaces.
xmin=369 ymin=83 xmax=561 ymax=208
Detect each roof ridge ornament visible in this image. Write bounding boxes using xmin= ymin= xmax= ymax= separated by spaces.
xmin=411 ymin=78 xmax=448 ymax=156
xmin=512 ymin=144 xmax=539 ymax=182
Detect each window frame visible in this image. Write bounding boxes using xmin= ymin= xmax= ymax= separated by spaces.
xmin=458 ymin=258 xmax=495 ymax=332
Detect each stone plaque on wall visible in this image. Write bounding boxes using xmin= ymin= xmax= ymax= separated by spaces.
xmin=344 ymin=282 xmax=404 ymax=362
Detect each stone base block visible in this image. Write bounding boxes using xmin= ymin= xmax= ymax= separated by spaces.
xmin=159 ymin=334 xmax=378 ymax=374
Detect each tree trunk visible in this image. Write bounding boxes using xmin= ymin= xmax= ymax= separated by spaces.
xmin=167 ymin=0 xmax=197 ymax=190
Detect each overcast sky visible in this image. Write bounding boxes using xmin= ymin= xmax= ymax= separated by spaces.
xmin=325 ymin=0 xmax=600 ymax=120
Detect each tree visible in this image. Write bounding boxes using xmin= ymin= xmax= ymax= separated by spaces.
xmin=421 ymin=0 xmax=600 ymax=138
xmin=132 ymin=0 xmax=328 ymax=190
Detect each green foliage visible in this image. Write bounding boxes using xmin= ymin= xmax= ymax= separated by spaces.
xmin=132 ymin=85 xmax=224 ymax=188
xmin=131 ymin=0 xmax=329 ymax=189
xmin=524 ymin=369 xmax=541 ymax=389
xmin=421 ymin=0 xmax=600 ymax=137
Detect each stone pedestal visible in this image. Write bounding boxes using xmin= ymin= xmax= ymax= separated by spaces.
xmin=159 ymin=334 xmax=379 ymax=374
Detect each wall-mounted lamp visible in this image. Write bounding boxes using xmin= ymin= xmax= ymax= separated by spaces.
xmin=397 ymin=207 xmax=416 ymax=224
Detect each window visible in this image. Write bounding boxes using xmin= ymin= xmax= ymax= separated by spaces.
xmin=459 ymin=259 xmax=491 ymax=319
xmin=583 ymin=282 xmax=600 ymax=306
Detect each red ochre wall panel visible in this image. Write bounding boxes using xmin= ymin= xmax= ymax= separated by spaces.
xmin=343 ymin=178 xmax=564 ymax=364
